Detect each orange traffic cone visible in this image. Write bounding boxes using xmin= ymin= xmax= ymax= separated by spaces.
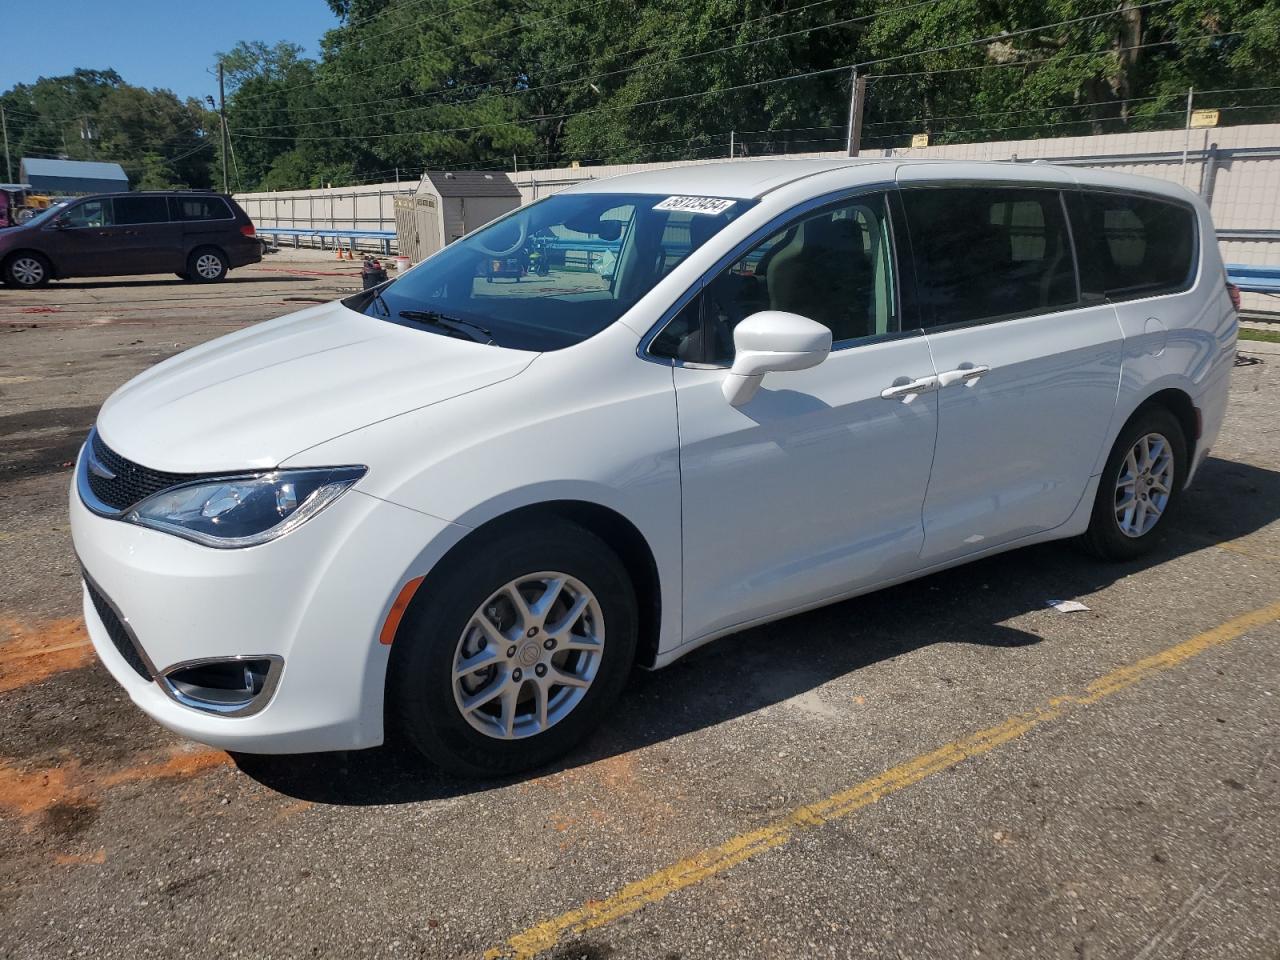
xmin=346 ymin=248 xmax=355 ymax=261
xmin=334 ymin=243 xmax=344 ymax=261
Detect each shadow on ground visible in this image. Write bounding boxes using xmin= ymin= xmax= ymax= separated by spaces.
xmin=226 ymin=455 xmax=1277 ymax=804
xmin=33 ymin=276 xmax=322 ymax=291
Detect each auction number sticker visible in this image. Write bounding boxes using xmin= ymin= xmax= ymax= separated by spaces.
xmin=653 ymin=196 xmax=737 ymax=216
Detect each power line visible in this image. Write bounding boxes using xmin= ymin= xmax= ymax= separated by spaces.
xmin=235 ymin=0 xmax=619 ymax=103
xmin=328 ymin=0 xmax=492 ymax=51
xmin=865 ymin=31 xmax=1244 ymax=80
xmin=233 ymin=2 xmax=914 ymax=132
xmin=233 ymin=0 xmax=1183 ymax=143
xmin=265 ymin=0 xmax=845 ymax=118
xmin=857 ymin=0 xmax=1178 ymax=74
xmin=341 ymin=0 xmax=446 ymax=31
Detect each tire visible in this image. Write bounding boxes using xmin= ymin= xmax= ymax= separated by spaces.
xmin=187 ymin=247 xmax=228 ymax=282
xmin=1082 ymin=405 xmax=1187 ymax=560
xmin=3 ymin=252 xmax=52 ymax=289
xmin=389 ymin=519 xmax=638 ymax=777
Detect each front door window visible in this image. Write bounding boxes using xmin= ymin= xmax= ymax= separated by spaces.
xmin=60 ymin=200 xmax=113 ymax=229
xmin=652 ymin=193 xmax=898 ymax=364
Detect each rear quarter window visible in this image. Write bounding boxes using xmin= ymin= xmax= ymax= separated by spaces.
xmin=172 ymin=196 xmax=233 ymax=222
xmin=1070 ymin=192 xmax=1196 ymax=301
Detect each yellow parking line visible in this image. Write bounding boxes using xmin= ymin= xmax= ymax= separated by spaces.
xmin=485 ymin=600 xmax=1280 ymax=960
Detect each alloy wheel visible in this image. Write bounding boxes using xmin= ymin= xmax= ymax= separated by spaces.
xmin=10 ymin=256 xmax=45 ymax=286
xmin=195 ymin=254 xmax=224 ymax=279
xmin=1114 ymin=432 xmax=1174 ymax=538
xmin=451 ymin=572 xmax=605 ymax=740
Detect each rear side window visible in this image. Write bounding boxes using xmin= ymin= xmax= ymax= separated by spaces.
xmin=1070 ymin=192 xmax=1196 ymax=300
xmin=901 ymin=187 xmax=1076 ymax=328
xmin=172 ymin=196 xmax=233 ymax=221
xmin=113 ymin=196 xmax=170 ymax=225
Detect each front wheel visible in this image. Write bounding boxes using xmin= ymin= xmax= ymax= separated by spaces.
xmin=389 ymin=520 xmax=638 ymax=776
xmin=3 ymin=252 xmax=52 ymax=288
xmin=1082 ymin=406 xmax=1186 ymax=560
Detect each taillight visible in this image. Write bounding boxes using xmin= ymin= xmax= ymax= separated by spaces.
xmin=1226 ymin=281 xmax=1241 ymax=312
xmin=240 ymin=224 xmax=256 ymax=237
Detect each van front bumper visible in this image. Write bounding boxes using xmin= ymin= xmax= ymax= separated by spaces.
xmin=70 ymin=468 xmax=465 ymax=754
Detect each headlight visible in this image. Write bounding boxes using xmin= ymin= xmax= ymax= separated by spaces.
xmin=125 ymin=466 xmax=366 ymax=548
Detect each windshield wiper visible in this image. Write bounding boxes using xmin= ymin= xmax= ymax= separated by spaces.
xmin=398 ymin=310 xmax=495 ymax=345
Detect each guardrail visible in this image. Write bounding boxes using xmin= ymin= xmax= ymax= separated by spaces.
xmin=1227 ymin=263 xmax=1280 ymax=294
xmin=257 ymin=226 xmax=397 ymax=255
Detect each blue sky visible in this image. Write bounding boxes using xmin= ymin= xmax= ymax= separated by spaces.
xmin=0 ymin=0 xmax=340 ymax=102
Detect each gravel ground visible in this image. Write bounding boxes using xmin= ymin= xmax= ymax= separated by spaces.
xmin=1 ymin=256 xmax=1277 ymax=960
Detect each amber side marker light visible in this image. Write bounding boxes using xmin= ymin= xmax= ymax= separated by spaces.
xmin=379 ymin=576 xmax=425 ymax=645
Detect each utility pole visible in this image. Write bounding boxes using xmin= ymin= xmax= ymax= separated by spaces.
xmin=846 ymin=68 xmax=866 ymax=157
xmin=729 ymin=130 xmax=735 ymax=159
xmin=218 ymin=61 xmax=229 ymax=193
xmin=1 ymin=106 xmax=11 ymax=183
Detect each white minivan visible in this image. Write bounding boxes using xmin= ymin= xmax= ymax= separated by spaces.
xmin=70 ymin=159 xmax=1237 ymax=775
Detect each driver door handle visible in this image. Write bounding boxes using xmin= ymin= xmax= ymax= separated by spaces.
xmin=936 ymin=365 xmax=991 ymax=388
xmin=880 ymin=375 xmax=939 ymax=402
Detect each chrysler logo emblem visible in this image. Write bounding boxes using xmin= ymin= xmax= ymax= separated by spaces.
xmin=87 ymin=450 xmax=117 ymax=481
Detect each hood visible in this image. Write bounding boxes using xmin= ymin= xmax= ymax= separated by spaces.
xmin=96 ymin=301 xmax=536 ymax=472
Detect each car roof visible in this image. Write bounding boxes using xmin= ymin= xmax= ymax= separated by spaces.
xmin=561 ymin=157 xmax=1199 ymax=206
xmin=70 ymin=190 xmax=231 ymax=200
xmin=564 ymin=158 xmax=895 ymax=199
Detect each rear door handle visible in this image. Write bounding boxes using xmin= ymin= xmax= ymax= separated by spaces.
xmin=880 ymin=375 xmax=939 ymax=402
xmin=936 ymin=365 xmax=991 ymax=388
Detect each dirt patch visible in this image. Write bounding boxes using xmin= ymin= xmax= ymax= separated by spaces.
xmin=0 ymin=746 xmax=229 ymax=832
xmin=0 ymin=616 xmax=93 ymax=693
xmin=53 ymin=847 xmax=106 ymax=866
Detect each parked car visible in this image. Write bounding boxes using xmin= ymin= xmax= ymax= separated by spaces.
xmin=70 ymin=160 xmax=1236 ymax=775
xmin=0 ymin=191 xmax=261 ymax=288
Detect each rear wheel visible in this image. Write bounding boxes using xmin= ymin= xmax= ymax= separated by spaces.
xmin=1082 ymin=406 xmax=1186 ymax=560
xmin=389 ymin=520 xmax=637 ymax=777
xmin=187 ymin=248 xmax=228 ymax=282
xmin=3 ymin=252 xmax=52 ymax=288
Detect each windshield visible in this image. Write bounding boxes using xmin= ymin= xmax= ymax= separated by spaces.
xmin=20 ymin=202 xmax=69 ymax=228
xmin=344 ymin=191 xmax=754 ymax=351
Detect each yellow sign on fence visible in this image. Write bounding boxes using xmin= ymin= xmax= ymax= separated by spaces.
xmin=911 ymin=133 xmax=930 ymax=149
xmin=1190 ymin=109 xmax=1220 ymax=128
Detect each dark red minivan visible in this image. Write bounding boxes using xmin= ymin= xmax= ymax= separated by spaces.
xmin=0 ymin=191 xmax=262 ymax=288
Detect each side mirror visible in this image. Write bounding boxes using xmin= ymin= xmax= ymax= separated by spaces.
xmin=721 ymin=311 xmax=832 ymax=406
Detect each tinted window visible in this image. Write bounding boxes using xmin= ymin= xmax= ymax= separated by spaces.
xmin=651 ymin=193 xmax=898 ymax=363
xmin=60 ymin=200 xmax=113 ymax=228
xmin=172 ymin=196 xmax=232 ymax=221
xmin=1070 ymin=192 xmax=1195 ymax=300
xmin=902 ymin=187 xmax=1076 ymax=327
xmin=113 ymin=196 xmax=170 ymax=225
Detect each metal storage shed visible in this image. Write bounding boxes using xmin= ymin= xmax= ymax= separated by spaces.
xmin=393 ymin=170 xmax=521 ymax=262
xmin=18 ymin=158 xmax=129 ymax=195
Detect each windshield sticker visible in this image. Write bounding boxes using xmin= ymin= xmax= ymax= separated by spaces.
xmin=653 ymin=195 xmax=737 ymax=216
